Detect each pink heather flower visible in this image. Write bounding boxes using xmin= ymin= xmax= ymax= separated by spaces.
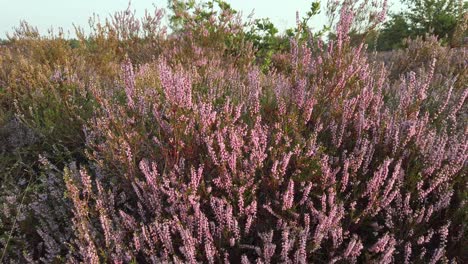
xmin=176 ymin=221 xmax=197 ymax=264
xmin=139 ymin=159 xmax=159 ymax=193
xmin=378 ymin=237 xmax=396 ymax=264
xmin=271 ymin=160 xmax=280 ymax=180
xmin=294 ymin=215 xmax=310 ymax=264
xmin=50 ymin=68 xmax=63 ymax=82
xmin=79 ymin=168 xmax=93 ymax=197
xmin=340 ymin=159 xmax=350 ymax=192
xmin=95 ymin=182 xmax=114 ymax=249
xmin=241 ymin=255 xmax=251 ymax=264
xmin=280 ymin=227 xmax=292 ymax=263
xmin=424 ymin=205 xmax=434 ymax=223
xmin=294 ymin=78 xmax=307 ymax=108
xmin=415 ymin=207 xmax=427 ymax=225
xmin=295 ymin=232 xmax=308 ymax=264
xmin=133 ymin=233 xmax=141 ymax=252
xmin=244 ymin=200 xmax=257 ymax=234
xmin=303 ymin=96 xmax=317 ymax=124
xmin=119 ymin=210 xmax=137 ymax=230
xmin=301 ymin=42 xmax=313 ymax=72
xmin=419 ymin=163 xmax=460 ymax=200
xmin=336 ymin=5 xmax=354 ymax=51
xmin=121 ymin=58 xmax=136 ymax=109
xmin=419 ymin=247 xmax=427 ymax=260
xmin=290 ymin=38 xmax=299 ymax=70
xmin=196 ymin=102 xmax=217 ymax=132
xmin=190 ymin=165 xmax=204 ymax=190
xmin=280 ymin=152 xmax=293 ymax=176
xmin=248 ymin=68 xmax=261 ymax=114
xmin=429 ymin=247 xmax=445 ymax=264
xmin=363 ymin=158 xmax=392 ymax=198
xmin=249 ymin=118 xmax=268 ymax=169
xmin=282 ymin=179 xmax=295 ymax=211
xmin=259 ymin=230 xmax=276 ymax=264
xmin=420 ymin=58 xmax=437 ymax=101
xmin=313 ymin=203 xmax=344 ymax=247
xmin=321 ymin=193 xmax=327 ymax=212
xmin=377 ymin=159 xmax=402 ymax=207
xmin=320 ymin=155 xmax=339 ymax=186
xmin=433 ymin=189 xmax=453 ymax=213
xmin=369 ymin=233 xmax=391 ymax=253
xmin=439 ymin=221 xmax=450 ymax=246
xmin=449 ymin=88 xmax=468 ymax=120
xmin=84 ymin=245 xmax=100 ymax=264
xmin=344 ymin=235 xmax=363 ymax=259
xmin=299 ymin=182 xmax=313 ymax=205
xmin=157 ymin=60 xmax=193 ymax=109
xmin=377 ymin=0 xmax=388 ymax=23
xmin=403 ymin=242 xmax=412 ymax=264
xmin=156 ymin=222 xmax=174 ymax=254
xmin=273 ymin=151 xmax=293 ymax=182
xmin=216 ymin=130 xmax=229 ymax=164
xmin=263 ymin=203 xmax=282 ymax=221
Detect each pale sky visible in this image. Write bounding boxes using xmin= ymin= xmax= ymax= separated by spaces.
xmin=0 ymin=0 xmax=404 ymax=38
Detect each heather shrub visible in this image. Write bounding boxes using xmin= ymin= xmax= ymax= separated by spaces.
xmin=0 ymin=1 xmax=466 ymax=263
xmin=0 ymin=21 xmax=93 ymax=264
xmin=370 ymin=34 xmax=467 ymax=89
xmin=74 ymin=4 xmax=167 ymax=71
xmin=0 ymin=155 xmax=74 ymax=263
xmin=64 ymin=2 xmax=466 ymax=264
xmin=165 ymin=0 xmax=257 ymax=73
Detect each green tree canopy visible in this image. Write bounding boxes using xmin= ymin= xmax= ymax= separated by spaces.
xmin=404 ymin=0 xmax=463 ymax=38
xmin=375 ymin=0 xmax=467 ymax=50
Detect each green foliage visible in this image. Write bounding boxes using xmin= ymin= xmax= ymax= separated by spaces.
xmin=167 ymin=0 xmax=236 ymax=32
xmin=247 ymin=1 xmax=330 ymax=72
xmin=68 ymin=39 xmax=80 ymax=49
xmin=404 ymin=0 xmax=462 ymax=37
xmin=245 ymin=18 xmax=286 ymax=72
xmin=377 ymin=13 xmax=412 ymax=50
xmin=284 ymin=1 xmax=327 ymax=40
xmin=376 ymin=0 xmax=467 ymax=50
xmin=166 ymin=1 xmax=331 ymax=72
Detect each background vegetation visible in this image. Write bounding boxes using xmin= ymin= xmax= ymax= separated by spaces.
xmin=0 ymin=0 xmax=466 ymax=263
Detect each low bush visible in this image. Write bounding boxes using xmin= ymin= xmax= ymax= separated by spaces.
xmin=0 ymin=0 xmax=466 ymax=263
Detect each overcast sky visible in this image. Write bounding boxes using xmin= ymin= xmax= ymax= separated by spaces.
xmin=0 ymin=0 xmax=404 ymax=38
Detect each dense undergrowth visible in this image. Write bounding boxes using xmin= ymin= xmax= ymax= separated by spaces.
xmin=0 ymin=0 xmax=467 ymax=263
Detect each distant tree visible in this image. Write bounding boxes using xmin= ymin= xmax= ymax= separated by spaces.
xmin=450 ymin=2 xmax=468 ymax=47
xmin=404 ymin=0 xmax=464 ymax=39
xmin=375 ymin=0 xmax=467 ymax=50
xmin=376 ymin=13 xmax=412 ymax=50
xmin=246 ymin=1 xmax=328 ymax=72
xmin=68 ymin=39 xmax=80 ymax=49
